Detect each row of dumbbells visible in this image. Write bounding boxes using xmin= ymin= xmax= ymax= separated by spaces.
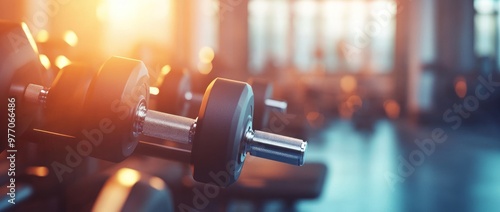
xmin=0 ymin=21 xmax=307 ymax=187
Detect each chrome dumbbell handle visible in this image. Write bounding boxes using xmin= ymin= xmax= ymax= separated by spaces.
xmin=246 ymin=130 xmax=306 ymax=166
xmin=264 ymin=99 xmax=287 ymax=113
xmin=25 ymin=84 xmax=49 ymax=105
xmin=141 ymin=110 xmax=195 ymax=144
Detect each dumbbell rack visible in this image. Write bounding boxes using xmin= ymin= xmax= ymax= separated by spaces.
xmin=0 ymin=20 xmax=308 ymax=211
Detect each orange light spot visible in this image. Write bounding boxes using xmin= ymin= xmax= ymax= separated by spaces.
xmin=198 ymin=62 xmax=213 ymax=75
xmin=25 ymin=166 xmax=49 ymax=177
xmin=198 ymin=47 xmax=215 ymax=63
xmin=161 ymin=65 xmax=171 ymax=75
xmin=55 ymin=55 xmax=71 ymax=69
xmin=36 ymin=30 xmax=49 ymax=42
xmin=39 ymin=54 xmax=51 ymax=70
xmin=63 ymin=30 xmax=78 ymax=47
xmin=149 ymin=177 xmax=165 ymax=190
xmin=340 ymin=75 xmax=357 ymax=93
xmin=116 ymin=168 xmax=140 ymax=187
xmin=384 ymin=99 xmax=400 ymax=119
xmin=155 ymin=65 xmax=172 ymax=86
xmin=149 ymin=87 xmax=160 ymax=95
xmin=454 ymin=76 xmax=467 ymax=98
xmin=93 ymin=168 xmax=137 ymax=211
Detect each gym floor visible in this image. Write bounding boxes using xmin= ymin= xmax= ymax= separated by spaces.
xmin=299 ymin=119 xmax=500 ymax=212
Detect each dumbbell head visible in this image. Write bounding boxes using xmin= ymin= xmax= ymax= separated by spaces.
xmin=191 ymin=78 xmax=254 ymax=186
xmin=0 ymin=21 xmax=50 ymax=151
xmin=82 ymin=57 xmax=149 ymax=162
xmin=43 ymin=64 xmax=98 ymax=134
xmin=156 ymin=68 xmax=191 ymax=115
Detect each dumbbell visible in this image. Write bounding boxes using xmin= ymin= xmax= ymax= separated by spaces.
xmin=156 ymin=70 xmax=287 ymax=130
xmin=2 ymin=21 xmax=306 ymax=186
xmin=0 ymin=21 xmax=97 ymax=144
xmin=247 ymin=78 xmax=288 ymax=130
xmin=0 ymin=21 xmax=51 ymax=152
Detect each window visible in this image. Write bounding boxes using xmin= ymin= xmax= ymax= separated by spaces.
xmin=249 ymin=0 xmax=396 ymax=74
xmin=474 ymin=0 xmax=498 ymax=57
xmin=474 ymin=0 xmax=500 ymax=71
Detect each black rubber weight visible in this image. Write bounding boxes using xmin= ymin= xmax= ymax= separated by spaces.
xmin=191 ymin=78 xmax=254 ymax=187
xmin=0 ymin=21 xmax=49 ymax=152
xmin=82 ymin=57 xmax=149 ymax=162
xmin=45 ymin=64 xmax=98 ymax=135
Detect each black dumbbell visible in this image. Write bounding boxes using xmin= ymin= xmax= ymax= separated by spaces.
xmin=0 ymin=21 xmax=96 ymax=146
xmin=0 ymin=21 xmax=51 ymax=152
xmin=247 ymin=78 xmax=288 ymax=130
xmin=156 ymin=70 xmax=287 ymax=130
xmin=2 ymin=21 xmax=307 ymax=186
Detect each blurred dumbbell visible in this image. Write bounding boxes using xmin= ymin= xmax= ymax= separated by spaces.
xmin=1 ymin=26 xmax=99 ymax=142
xmin=0 ymin=21 xmax=51 ymax=152
xmin=156 ymin=70 xmax=287 ymax=130
xmin=247 ymin=78 xmax=288 ymax=130
xmin=1 ymin=21 xmax=307 ymax=186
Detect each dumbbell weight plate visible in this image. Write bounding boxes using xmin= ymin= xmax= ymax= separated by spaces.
xmin=247 ymin=78 xmax=273 ymax=130
xmin=82 ymin=57 xmax=149 ymax=162
xmin=191 ymin=78 xmax=254 ymax=186
xmin=44 ymin=64 xmax=98 ymax=135
xmin=0 ymin=21 xmax=49 ymax=151
xmin=156 ymin=69 xmax=191 ymax=116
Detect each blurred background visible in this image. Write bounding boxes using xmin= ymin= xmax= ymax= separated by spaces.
xmin=1 ymin=0 xmax=500 ymax=211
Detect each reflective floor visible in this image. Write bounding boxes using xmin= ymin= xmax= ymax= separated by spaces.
xmin=299 ymin=119 xmax=500 ymax=212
